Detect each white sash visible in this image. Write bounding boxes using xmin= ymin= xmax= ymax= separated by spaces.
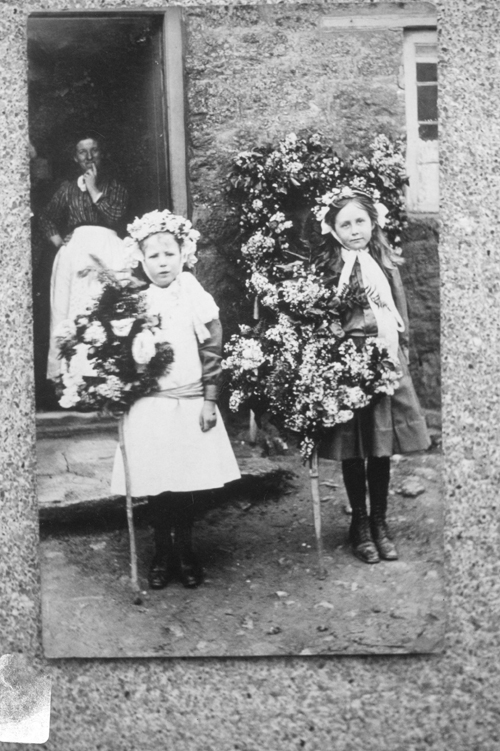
xmin=337 ymin=248 xmax=404 ymax=360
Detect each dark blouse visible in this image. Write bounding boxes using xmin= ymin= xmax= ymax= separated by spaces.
xmin=40 ymin=178 xmax=128 ymax=240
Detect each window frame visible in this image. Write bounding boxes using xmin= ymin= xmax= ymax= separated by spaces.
xmin=403 ymin=28 xmax=439 ymax=214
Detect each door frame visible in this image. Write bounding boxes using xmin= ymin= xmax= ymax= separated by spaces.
xmin=28 ymin=6 xmax=190 ymax=219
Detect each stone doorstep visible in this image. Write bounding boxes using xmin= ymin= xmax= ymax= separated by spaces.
xmin=36 ymin=429 xmax=286 ymax=513
xmin=36 ymin=410 xmax=118 ymax=438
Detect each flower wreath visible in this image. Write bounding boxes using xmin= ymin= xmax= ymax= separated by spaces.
xmin=124 ymin=209 xmax=201 ymax=270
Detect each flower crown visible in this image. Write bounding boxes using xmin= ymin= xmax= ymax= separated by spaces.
xmin=313 ymin=185 xmax=388 ymax=234
xmin=124 ymin=209 xmax=201 ymax=269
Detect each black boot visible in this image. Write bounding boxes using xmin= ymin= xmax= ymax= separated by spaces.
xmin=171 ymin=495 xmax=203 ymax=588
xmin=342 ymin=459 xmax=380 ymax=564
xmin=148 ymin=494 xmax=174 ymax=589
xmin=367 ymin=457 xmax=398 ymax=561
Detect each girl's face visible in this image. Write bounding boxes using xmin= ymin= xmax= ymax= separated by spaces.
xmin=333 ymin=201 xmax=373 ymax=251
xmin=141 ymin=232 xmax=183 ymax=287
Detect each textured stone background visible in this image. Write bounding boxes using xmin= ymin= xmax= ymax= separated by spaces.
xmin=186 ymin=4 xmax=440 ymax=408
xmin=0 ymin=0 xmax=499 ymax=749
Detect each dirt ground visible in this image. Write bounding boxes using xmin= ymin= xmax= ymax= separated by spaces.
xmin=40 ymin=436 xmax=444 ymax=658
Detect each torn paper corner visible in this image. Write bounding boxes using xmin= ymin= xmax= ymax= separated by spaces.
xmin=0 ymin=653 xmax=51 ymax=744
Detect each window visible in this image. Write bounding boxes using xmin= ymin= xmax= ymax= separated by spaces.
xmin=403 ymin=30 xmax=439 ymax=213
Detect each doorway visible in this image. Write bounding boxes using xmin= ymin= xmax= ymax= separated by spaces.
xmin=28 ymin=13 xmax=170 ymax=410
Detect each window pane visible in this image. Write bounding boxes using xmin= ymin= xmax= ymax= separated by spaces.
xmin=417 ymin=84 xmax=438 ymax=122
xmin=419 ymin=123 xmax=438 ymax=141
xmin=417 ymin=62 xmax=437 ymax=83
xmin=415 ymin=44 xmax=438 ymax=59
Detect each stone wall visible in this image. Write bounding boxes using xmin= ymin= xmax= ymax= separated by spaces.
xmin=4 ymin=1 xmax=500 ymax=749
xmin=184 ymin=4 xmax=440 ymax=408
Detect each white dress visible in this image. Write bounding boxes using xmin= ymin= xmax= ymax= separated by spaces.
xmin=111 ymin=277 xmax=241 ymax=496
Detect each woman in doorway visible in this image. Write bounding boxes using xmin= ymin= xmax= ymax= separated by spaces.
xmin=41 ymin=132 xmax=129 ymax=381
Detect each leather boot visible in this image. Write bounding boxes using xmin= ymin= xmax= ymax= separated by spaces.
xmin=148 ymin=494 xmax=175 ymax=589
xmin=172 ymin=523 xmax=203 ymax=588
xmin=342 ymin=459 xmax=380 ymax=564
xmin=368 ymin=456 xmax=398 ymax=561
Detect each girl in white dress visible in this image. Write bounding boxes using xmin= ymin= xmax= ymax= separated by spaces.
xmin=111 ymin=210 xmax=241 ymax=589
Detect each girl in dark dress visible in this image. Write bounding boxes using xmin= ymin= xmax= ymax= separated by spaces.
xmin=316 ymin=187 xmax=430 ymax=564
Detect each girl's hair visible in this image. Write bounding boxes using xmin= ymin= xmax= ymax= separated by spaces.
xmin=316 ymin=194 xmax=402 ymax=279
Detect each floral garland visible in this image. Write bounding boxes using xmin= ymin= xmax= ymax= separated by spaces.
xmin=222 ymin=132 xmax=406 ymax=458
xmin=55 ymin=263 xmax=174 ymax=413
xmin=124 ymin=209 xmax=200 ymax=270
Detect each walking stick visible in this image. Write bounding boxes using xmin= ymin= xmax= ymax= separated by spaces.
xmin=309 ymin=446 xmax=327 ymax=579
xmin=118 ymin=415 xmax=140 ymax=592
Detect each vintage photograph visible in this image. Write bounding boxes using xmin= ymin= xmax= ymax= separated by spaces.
xmin=29 ymin=2 xmax=443 ymax=658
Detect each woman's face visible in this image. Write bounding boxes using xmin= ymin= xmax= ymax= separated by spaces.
xmin=74 ymin=138 xmax=102 ymax=173
xmin=141 ymin=232 xmax=183 ymax=287
xmin=333 ymin=200 xmax=373 ymax=251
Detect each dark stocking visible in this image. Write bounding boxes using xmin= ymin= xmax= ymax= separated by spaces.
xmin=342 ymin=459 xmax=379 ymax=564
xmin=171 ymin=493 xmax=203 ymax=588
xmin=367 ymin=456 xmax=390 ymax=520
xmin=367 ymin=456 xmax=398 ymax=560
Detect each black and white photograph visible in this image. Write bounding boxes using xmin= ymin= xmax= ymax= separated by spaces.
xmin=29 ymin=2 xmax=444 ymax=658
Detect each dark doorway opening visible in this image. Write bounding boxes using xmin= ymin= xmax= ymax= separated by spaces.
xmin=28 ymin=14 xmax=169 ymax=410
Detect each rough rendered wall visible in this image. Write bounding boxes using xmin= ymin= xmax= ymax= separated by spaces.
xmin=186 ymin=4 xmax=439 ymax=408
xmin=1 ymin=1 xmax=500 ymax=750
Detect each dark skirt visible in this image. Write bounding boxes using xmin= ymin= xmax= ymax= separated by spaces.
xmin=319 ymin=348 xmax=431 ymax=461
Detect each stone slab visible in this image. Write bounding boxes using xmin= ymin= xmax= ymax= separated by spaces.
xmin=36 ymin=432 xmax=286 ymax=510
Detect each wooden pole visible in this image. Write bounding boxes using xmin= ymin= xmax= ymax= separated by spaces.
xmin=249 ymin=295 xmax=260 ymax=443
xmin=118 ymin=415 xmax=140 ymax=592
xmin=249 ymin=410 xmax=258 ymax=444
xmin=309 ymin=446 xmax=327 ymax=579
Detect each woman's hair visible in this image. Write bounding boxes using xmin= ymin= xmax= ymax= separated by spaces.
xmin=72 ymin=130 xmax=107 ymax=155
xmin=316 ymin=194 xmax=402 ymax=279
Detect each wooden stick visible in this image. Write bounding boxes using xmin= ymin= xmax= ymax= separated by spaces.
xmin=249 ymin=410 xmax=258 ymax=444
xmin=309 ymin=446 xmax=327 ymax=579
xmin=249 ymin=295 xmax=259 ymax=443
xmin=118 ymin=415 xmax=140 ymax=592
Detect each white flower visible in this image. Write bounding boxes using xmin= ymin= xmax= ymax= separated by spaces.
xmin=110 ymin=318 xmax=135 ymax=338
xmin=337 ymin=409 xmax=354 ymax=423
xmin=68 ymin=343 xmax=96 ymax=379
xmin=240 ymin=340 xmax=265 ymax=370
xmin=83 ymin=321 xmax=107 ymax=346
xmin=229 ymin=391 xmax=244 ymax=411
xmin=54 ymin=319 xmax=76 ymax=341
xmin=132 ymin=329 xmax=156 ymax=365
xmin=59 ymin=386 xmax=80 ymax=409
xmin=96 ymin=376 xmax=125 ymax=399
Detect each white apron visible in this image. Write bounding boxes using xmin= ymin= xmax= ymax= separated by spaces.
xmin=47 ymin=226 xmax=127 ymax=380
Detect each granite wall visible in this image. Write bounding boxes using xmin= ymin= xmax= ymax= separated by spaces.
xmin=185 ymin=4 xmax=440 ymax=408
xmin=1 ymin=1 xmax=500 ymax=749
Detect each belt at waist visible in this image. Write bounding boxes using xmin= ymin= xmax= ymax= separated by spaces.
xmin=145 ymin=381 xmax=204 ymax=400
